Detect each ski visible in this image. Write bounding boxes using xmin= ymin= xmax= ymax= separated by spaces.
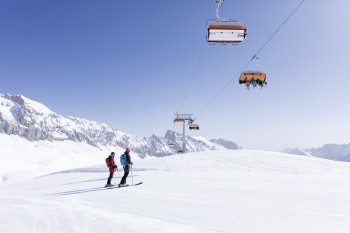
xmin=105 ymin=182 xmax=142 ymax=189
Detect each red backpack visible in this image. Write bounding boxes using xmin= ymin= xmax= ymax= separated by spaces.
xmin=105 ymin=156 xmax=112 ymax=168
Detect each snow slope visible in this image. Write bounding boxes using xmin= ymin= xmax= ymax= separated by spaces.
xmin=1 ymin=148 xmax=350 ymax=233
xmin=0 ymin=133 xmax=123 ymax=182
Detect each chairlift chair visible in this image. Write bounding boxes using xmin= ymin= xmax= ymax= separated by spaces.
xmin=174 ymin=118 xmax=185 ymax=123
xmin=239 ymin=71 xmax=267 ymax=85
xmin=239 ymin=56 xmax=267 ymax=87
xmin=207 ymin=0 xmax=247 ymax=44
xmin=189 ymin=124 xmax=200 ymax=130
xmin=207 ymin=21 xmax=247 ymax=43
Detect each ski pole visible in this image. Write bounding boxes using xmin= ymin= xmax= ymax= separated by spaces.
xmin=131 ymin=165 xmax=134 ymax=185
xmin=113 ymin=166 xmax=117 ymax=185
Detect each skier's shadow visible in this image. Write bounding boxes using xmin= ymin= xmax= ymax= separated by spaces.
xmin=62 ymin=173 xmax=138 ymax=186
xmin=45 ymin=181 xmax=142 ymax=196
xmin=45 ymin=175 xmax=140 ymax=196
xmin=45 ymin=186 xmax=110 ymax=196
xmin=62 ymin=177 xmax=116 ymax=186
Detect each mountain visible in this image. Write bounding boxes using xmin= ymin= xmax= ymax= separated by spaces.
xmin=210 ymin=138 xmax=239 ymax=149
xmin=164 ymin=131 xmax=238 ymax=152
xmin=0 ymin=94 xmax=238 ymax=158
xmin=309 ymin=144 xmax=350 ymax=162
xmin=283 ymin=144 xmax=350 ymax=162
xmin=282 ymin=147 xmax=312 ymax=157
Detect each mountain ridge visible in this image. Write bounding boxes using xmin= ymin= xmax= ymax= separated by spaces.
xmin=0 ymin=94 xmax=238 ymax=158
xmin=283 ymin=143 xmax=350 ymax=162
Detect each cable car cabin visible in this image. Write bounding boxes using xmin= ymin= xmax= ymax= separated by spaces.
xmin=207 ymin=23 xmax=247 ymax=43
xmin=174 ymin=118 xmax=185 ymax=123
xmin=178 ymin=150 xmax=184 ymax=154
xmin=239 ymin=71 xmax=266 ymax=85
xmin=189 ymin=124 xmax=199 ymax=130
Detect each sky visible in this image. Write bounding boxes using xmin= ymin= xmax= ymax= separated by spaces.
xmin=1 ymin=0 xmax=350 ymax=151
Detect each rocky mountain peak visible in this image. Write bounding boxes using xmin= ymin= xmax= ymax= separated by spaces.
xmin=0 ymin=94 xmax=239 ymax=158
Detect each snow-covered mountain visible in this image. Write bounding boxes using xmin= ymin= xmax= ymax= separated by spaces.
xmin=0 ymin=94 xmax=238 ymax=158
xmin=283 ymin=143 xmax=350 ymax=162
xmin=282 ymin=147 xmax=312 ymax=157
xmin=164 ymin=131 xmax=238 ymax=152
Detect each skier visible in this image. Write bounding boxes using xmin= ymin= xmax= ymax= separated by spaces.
xmin=105 ymin=152 xmax=118 ymax=187
xmin=246 ymin=80 xmax=251 ymax=90
xmin=251 ymin=78 xmax=258 ymax=88
xmin=259 ymin=80 xmax=267 ymax=88
xmin=119 ymin=148 xmax=133 ymax=187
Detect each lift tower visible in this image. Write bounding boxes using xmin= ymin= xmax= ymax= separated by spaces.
xmin=173 ymin=113 xmax=195 ymax=153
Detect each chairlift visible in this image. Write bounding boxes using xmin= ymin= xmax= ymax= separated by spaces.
xmin=239 ymin=71 xmax=266 ymax=84
xmin=207 ymin=0 xmax=247 ymax=44
xmin=239 ymin=56 xmax=267 ymax=88
xmin=174 ymin=118 xmax=185 ymax=123
xmin=189 ymin=124 xmax=200 ymax=130
xmin=207 ymin=22 xmax=247 ymax=43
xmin=167 ymin=143 xmax=175 ymax=147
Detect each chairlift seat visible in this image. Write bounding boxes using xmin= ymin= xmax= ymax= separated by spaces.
xmin=207 ymin=23 xmax=247 ymax=43
xmin=174 ymin=118 xmax=185 ymax=123
xmin=189 ymin=124 xmax=200 ymax=130
xmin=239 ymin=71 xmax=266 ymax=84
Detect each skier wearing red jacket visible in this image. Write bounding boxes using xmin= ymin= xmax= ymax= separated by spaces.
xmin=105 ymin=152 xmax=118 ymax=187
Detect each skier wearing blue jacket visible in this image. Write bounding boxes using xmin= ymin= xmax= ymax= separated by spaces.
xmin=119 ymin=148 xmax=133 ymax=187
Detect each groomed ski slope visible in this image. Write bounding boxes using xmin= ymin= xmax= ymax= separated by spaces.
xmin=1 ymin=150 xmax=350 ymax=233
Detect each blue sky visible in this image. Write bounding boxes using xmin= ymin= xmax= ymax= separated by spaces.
xmin=1 ymin=0 xmax=349 ymax=151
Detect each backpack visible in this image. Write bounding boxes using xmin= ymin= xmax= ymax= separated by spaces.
xmin=120 ymin=153 xmax=127 ymax=166
xmin=106 ymin=156 xmax=112 ymax=168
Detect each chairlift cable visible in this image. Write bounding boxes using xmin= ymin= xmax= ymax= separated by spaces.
xmin=195 ymin=58 xmax=252 ymax=118
xmin=253 ymin=0 xmax=306 ymax=58
xmin=177 ymin=42 xmax=208 ymax=112
xmin=195 ymin=0 xmax=306 ymax=119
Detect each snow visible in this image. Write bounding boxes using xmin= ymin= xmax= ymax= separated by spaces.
xmin=19 ymin=95 xmax=54 ymax=115
xmin=0 ymin=134 xmax=120 ymax=181
xmin=0 ymin=96 xmax=18 ymax=123
xmin=1 ymin=134 xmax=350 ymax=233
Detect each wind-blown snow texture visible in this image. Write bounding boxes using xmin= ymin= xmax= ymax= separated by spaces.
xmin=0 ymin=94 xmax=238 ymax=159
